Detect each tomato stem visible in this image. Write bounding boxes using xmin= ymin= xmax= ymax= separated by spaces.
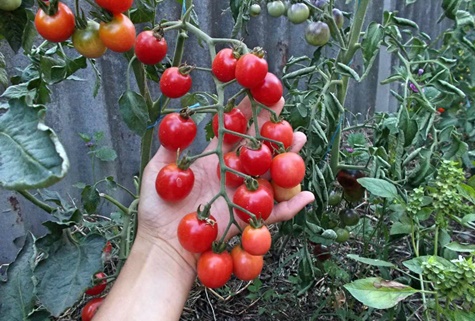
xmin=17 ymin=190 xmax=55 ymax=214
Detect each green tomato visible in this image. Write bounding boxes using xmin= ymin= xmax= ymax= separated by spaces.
xmin=267 ymin=1 xmax=286 ymax=17
xmin=286 ymin=3 xmax=309 ymax=24
xmin=328 ymin=191 xmax=342 ymax=206
xmin=332 ymin=8 xmax=344 ymax=29
xmin=250 ymin=3 xmax=261 ymax=17
xmin=339 ymin=209 xmax=359 ymax=227
xmin=0 ymin=0 xmax=21 ymax=11
xmin=305 ymin=21 xmax=330 ymax=46
xmin=334 ymin=228 xmax=350 ymax=243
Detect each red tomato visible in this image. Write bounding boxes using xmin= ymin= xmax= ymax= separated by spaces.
xmin=177 ymin=212 xmax=218 ymax=253
xmin=72 ymin=20 xmax=107 ymax=58
xmin=155 ymin=164 xmax=194 ymax=202
xmin=260 ymin=119 xmax=293 ymax=153
xmin=103 ymin=241 xmax=112 ymax=255
xmin=95 ymin=0 xmax=133 ymax=13
xmin=217 ymin=151 xmax=245 ymax=188
xmin=233 ymin=182 xmax=274 ymax=223
xmin=158 ymin=113 xmax=197 ymax=151
xmin=197 ymin=250 xmax=233 ymax=288
xmin=271 ymin=181 xmax=301 ymax=202
xmin=135 ymin=30 xmax=168 ymax=65
xmin=99 ymin=13 xmax=136 ymax=53
xmin=437 ymin=107 xmax=446 ymax=113
xmin=239 ymin=143 xmax=272 ymax=176
xmin=34 ymin=2 xmax=75 ymax=43
xmin=250 ymin=72 xmax=283 ymax=107
xmin=235 ymin=53 xmax=268 ymax=88
xmin=159 ymin=67 xmax=192 ymax=98
xmin=81 ymin=297 xmax=104 ymax=321
xmin=256 ymin=178 xmax=273 ymax=197
xmin=212 ymin=48 xmax=238 ymax=82
xmin=212 ymin=108 xmax=247 ymax=145
xmin=85 ymin=272 xmax=107 ymax=296
xmin=241 ymin=224 xmax=271 ymax=256
xmin=231 ymin=245 xmax=264 ymax=281
xmin=270 ymin=152 xmax=305 ymax=188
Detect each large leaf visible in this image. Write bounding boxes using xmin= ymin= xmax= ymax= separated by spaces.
xmin=118 ymin=90 xmax=150 ymax=137
xmin=0 ymin=98 xmax=69 ymax=189
xmin=361 ymin=22 xmax=383 ymax=72
xmin=0 ymin=234 xmax=36 ymax=321
xmin=0 ymin=7 xmax=30 ymax=53
xmin=34 ymin=233 xmax=106 ymax=317
xmin=344 ymin=277 xmax=419 ymax=309
xmin=357 ymin=177 xmax=398 ymax=198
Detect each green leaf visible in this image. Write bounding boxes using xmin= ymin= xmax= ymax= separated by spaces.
xmin=130 ymin=0 xmax=156 ymax=23
xmin=35 ymin=233 xmax=106 ymax=317
xmin=391 ymin=16 xmax=419 ymax=29
xmin=335 ymin=62 xmax=360 ymax=81
xmin=357 ymin=178 xmax=398 ymax=198
xmin=94 ymin=146 xmax=117 ymax=162
xmin=0 ymin=52 xmax=7 ymax=88
xmin=204 ymin=119 xmax=214 ymax=141
xmin=436 ymin=79 xmax=466 ymax=97
xmin=441 ymin=0 xmax=461 ymax=20
xmin=361 ymin=22 xmax=383 ymax=70
xmin=390 ymin=222 xmax=411 ymax=235
xmin=0 ymin=234 xmax=36 ymax=321
xmin=344 ymin=277 xmax=419 ymax=309
xmin=444 ymin=242 xmax=475 ymax=253
xmin=0 ymin=8 xmax=30 ymax=53
xmin=81 ymin=185 xmax=100 ymax=214
xmin=118 ymin=90 xmax=150 ymax=137
xmin=0 ymin=98 xmax=69 ymax=189
xmin=456 ymin=10 xmax=474 ymax=27
xmin=461 ymin=214 xmax=475 ymax=227
xmin=457 ymin=183 xmax=475 ymax=204
xmin=347 ymin=254 xmax=395 ymax=268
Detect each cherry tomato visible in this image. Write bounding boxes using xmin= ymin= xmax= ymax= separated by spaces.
xmin=332 ymin=8 xmax=344 ymax=29
xmin=249 ymin=3 xmax=261 ymax=16
xmin=177 ymin=212 xmax=218 ymax=253
xmin=235 ymin=53 xmax=268 ymax=89
xmin=312 ymin=243 xmax=332 ymax=262
xmin=212 ymin=108 xmax=247 ymax=145
xmin=260 ymin=119 xmax=293 ymax=153
xmin=241 ymin=224 xmax=271 ymax=256
xmin=271 ymin=181 xmax=301 ymax=202
xmin=81 ymin=297 xmax=104 ymax=321
xmin=155 ymin=163 xmax=194 ymax=202
xmin=314 ymin=0 xmax=328 ymax=9
xmin=437 ymin=107 xmax=446 ymax=113
xmin=239 ymin=143 xmax=272 ymax=177
xmin=336 ymin=170 xmax=365 ymax=202
xmin=197 ymin=250 xmax=233 ymax=288
xmin=103 ymin=241 xmax=112 ymax=255
xmin=99 ymin=13 xmax=136 ymax=53
xmin=328 ymin=191 xmax=342 ymax=206
xmin=159 ymin=67 xmax=192 ymax=98
xmin=305 ymin=21 xmax=330 ymax=47
xmin=0 ymin=0 xmax=21 ymax=11
xmin=256 ymin=178 xmax=273 ymax=197
xmin=335 ymin=228 xmax=350 ymax=243
xmin=135 ymin=30 xmax=168 ymax=65
xmin=339 ymin=209 xmax=359 ymax=226
xmin=158 ymin=113 xmax=197 ymax=151
xmin=231 ymin=245 xmax=264 ymax=281
xmin=85 ymin=272 xmax=107 ymax=296
xmin=233 ymin=183 xmax=274 ymax=223
xmin=250 ymin=72 xmax=283 ymax=107
xmin=286 ymin=3 xmax=309 ymax=24
xmin=212 ymin=48 xmax=238 ymax=83
xmin=267 ymin=1 xmax=286 ymax=17
xmin=72 ymin=20 xmax=107 ymax=58
xmin=34 ymin=2 xmax=75 ymax=43
xmin=270 ymin=152 xmax=305 ymax=188
xmin=217 ymin=151 xmax=245 ymax=188
xmin=95 ymin=0 xmax=133 ymax=13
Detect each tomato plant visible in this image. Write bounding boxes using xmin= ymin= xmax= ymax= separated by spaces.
xmin=250 ymin=72 xmax=283 ymax=107
xmin=85 ymin=272 xmax=107 ymax=296
xmin=81 ymin=297 xmax=104 ymax=321
xmin=99 ymin=13 xmax=136 ymax=52
xmin=286 ymin=3 xmax=309 ymax=24
xmin=239 ymin=143 xmax=272 ymax=177
xmin=260 ymin=119 xmax=293 ymax=153
xmin=267 ymin=1 xmax=286 ymax=17
xmin=155 ymin=163 xmax=194 ymax=202
xmin=177 ymin=212 xmax=218 ymax=253
xmin=305 ymin=21 xmax=330 ymax=47
xmin=270 ymin=152 xmax=305 ymax=188
xmin=233 ymin=181 xmax=274 ymax=223
xmin=231 ymin=245 xmax=263 ymax=281
xmin=212 ymin=108 xmax=247 ymax=145
xmin=158 ymin=112 xmax=197 ymax=151
xmin=197 ymin=250 xmax=233 ymax=288
xmin=135 ymin=30 xmax=168 ymax=65
xmin=212 ymin=48 xmax=238 ymax=83
xmin=72 ymin=21 xmax=107 ymax=58
xmin=235 ymin=52 xmax=268 ymax=89
xmin=241 ymin=224 xmax=271 ymax=256
xmin=95 ymin=0 xmax=133 ymax=14
xmin=34 ymin=2 xmax=75 ymax=43
xmin=159 ymin=66 xmax=193 ymax=98
xmin=216 ymin=151 xmax=245 ymax=188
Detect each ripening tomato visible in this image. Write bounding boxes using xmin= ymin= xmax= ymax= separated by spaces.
xmin=241 ymin=224 xmax=271 ymax=256
xmin=250 ymin=72 xmax=283 ymax=107
xmin=158 ymin=113 xmax=197 ymax=151
xmin=233 ymin=182 xmax=274 ymax=223
xmin=95 ymin=0 xmax=133 ymax=13
xmin=286 ymin=3 xmax=309 ymax=24
xmin=239 ymin=143 xmax=272 ymax=177
xmin=72 ymin=20 xmax=107 ymax=58
xmin=177 ymin=212 xmax=218 ymax=253
xmin=99 ymin=13 xmax=136 ymax=53
xmin=212 ymin=48 xmax=238 ymax=82
xmin=160 ymin=67 xmax=192 ymax=98
xmin=212 ymin=108 xmax=247 ymax=145
xmin=260 ymin=119 xmax=293 ymax=153
xmin=217 ymin=151 xmax=245 ymax=188
xmin=81 ymin=297 xmax=104 ymax=321
xmin=155 ymin=163 xmax=194 ymax=202
xmin=35 ymin=2 xmax=75 ymax=43
xmin=339 ymin=209 xmax=359 ymax=226
xmin=270 ymin=152 xmax=305 ymax=188
xmin=231 ymin=245 xmax=264 ymax=281
xmin=135 ymin=30 xmax=168 ymax=65
xmin=197 ymin=250 xmax=233 ymax=288
xmin=332 ymin=8 xmax=344 ymax=29
xmin=85 ymin=272 xmax=107 ymax=296
xmin=305 ymin=21 xmax=330 ymax=47
xmin=271 ymin=181 xmax=301 ymax=202
xmin=235 ymin=53 xmax=268 ymax=88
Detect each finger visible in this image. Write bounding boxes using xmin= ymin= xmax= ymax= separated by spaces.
xmin=289 ymin=132 xmax=307 ymax=153
xmin=147 ymin=146 xmax=178 ymax=172
xmin=266 ymin=191 xmax=315 ymax=224
xmin=246 ymin=97 xmax=285 ymax=137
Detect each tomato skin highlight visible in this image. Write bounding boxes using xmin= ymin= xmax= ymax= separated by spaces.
xmin=177 ymin=212 xmax=218 ymax=253
xmin=160 ymin=67 xmax=192 ymax=98
xmin=260 ymin=119 xmax=293 ymax=153
xmin=35 ymin=2 xmax=75 ymax=43
xmin=233 ymin=183 xmax=274 ymax=223
xmin=235 ymin=53 xmax=268 ymax=89
xmin=155 ymin=164 xmax=194 ymax=202
xmin=217 ymin=151 xmax=245 ymax=188
xmin=250 ymin=72 xmax=283 ymax=107
xmin=85 ymin=272 xmax=107 ymax=296
xmin=72 ymin=20 xmax=107 ymax=58
xmin=158 ymin=113 xmax=197 ymax=151
xmin=231 ymin=245 xmax=264 ymax=281
xmin=81 ymin=297 xmax=104 ymax=321
xmin=95 ymin=0 xmax=133 ymax=13
xmin=212 ymin=48 xmax=238 ymax=83
xmin=241 ymin=225 xmax=271 ymax=256
xmin=197 ymin=250 xmax=233 ymax=288
xmin=270 ymin=152 xmax=305 ymax=188
xmin=135 ymin=30 xmax=168 ymax=65
xmin=212 ymin=108 xmax=247 ymax=145
xmin=99 ymin=13 xmax=136 ymax=53
xmin=239 ymin=144 xmax=272 ymax=177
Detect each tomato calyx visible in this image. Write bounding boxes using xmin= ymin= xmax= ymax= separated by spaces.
xmin=37 ymin=0 xmax=59 ymax=16
xmin=250 ymin=46 xmax=266 ymax=59
xmin=179 ymin=107 xmax=194 ymax=119
xmin=244 ymin=177 xmax=259 ymax=191
xmin=224 ymin=99 xmax=236 ymax=113
xmin=74 ymin=11 xmax=89 ymax=30
xmin=176 ymin=154 xmax=193 ymax=170
xmin=196 ymin=204 xmax=216 ymax=226
xmin=178 ymin=64 xmax=195 ymax=76
xmin=151 ymin=25 xmax=166 ymax=40
xmin=212 ymin=241 xmax=228 ymax=254
xmin=248 ymin=217 xmax=264 ymax=229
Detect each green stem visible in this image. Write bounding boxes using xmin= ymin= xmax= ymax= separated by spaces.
xmin=18 ymin=190 xmax=55 ymax=214
xmin=100 ymin=193 xmax=129 ymax=214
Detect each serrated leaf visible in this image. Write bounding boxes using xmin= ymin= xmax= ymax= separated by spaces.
xmin=130 ymin=0 xmax=156 ymax=23
xmin=81 ymin=185 xmax=100 ymax=214
xmin=94 ymin=146 xmax=117 ymax=162
xmin=344 ymin=277 xmax=418 ymax=309
xmin=0 ymin=98 xmax=69 ymax=189
xmin=118 ymin=90 xmax=150 ymax=137
xmin=361 ymin=22 xmax=383 ymax=70
xmin=204 ymin=119 xmax=214 ymax=141
xmin=357 ymin=177 xmax=398 ymax=198
xmin=0 ymin=8 xmax=30 ymax=53
xmin=347 ymin=254 xmax=395 ymax=268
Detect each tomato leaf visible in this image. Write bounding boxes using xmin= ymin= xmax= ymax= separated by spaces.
xmin=93 ymin=146 xmax=118 ymax=162
xmin=118 ymin=90 xmax=150 ymax=137
xmin=347 ymin=254 xmax=395 ymax=268
xmin=0 ymin=7 xmax=29 ymax=53
xmin=357 ymin=177 xmax=398 ymax=199
xmin=81 ymin=185 xmax=100 ymax=214
xmin=361 ymin=22 xmax=383 ymax=73
xmin=344 ymin=277 xmax=419 ymax=309
xmin=0 ymin=234 xmax=36 ymax=321
xmin=444 ymin=242 xmax=475 ymax=253
xmin=0 ymin=98 xmax=69 ymax=189
xmin=130 ymin=0 xmax=156 ymax=23
xmin=0 ymin=52 xmax=7 ymax=88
